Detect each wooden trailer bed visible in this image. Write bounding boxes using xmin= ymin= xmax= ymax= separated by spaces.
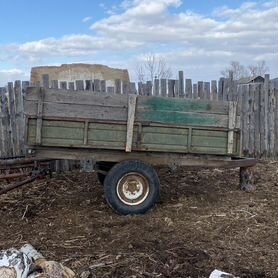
xmin=23 ymin=87 xmax=255 ymax=214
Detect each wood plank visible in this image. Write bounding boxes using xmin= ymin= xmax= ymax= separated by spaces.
xmin=126 ymin=95 xmax=137 ymax=152
xmin=94 ymin=79 xmax=101 ymax=92
xmin=263 ymin=74 xmax=269 ymax=157
xmin=115 ymin=79 xmax=121 ymax=94
xmin=211 ymin=80 xmax=217 ymax=101
xmin=85 ymin=80 xmax=92 ymax=91
xmin=137 ymin=96 xmax=229 ymax=115
xmin=35 ymin=88 xmax=45 ymax=145
xmin=14 ymin=80 xmax=25 ymax=155
xmin=154 ymin=78 xmax=159 ymax=96
xmin=197 ymin=81 xmax=203 ymax=99
xmin=146 ymin=81 xmax=152 ymax=96
xmin=227 ymin=101 xmax=237 ymax=154
xmin=51 ymin=80 xmax=59 ymax=89
xmin=248 ymin=84 xmax=255 ymax=156
xmin=42 ymin=74 xmax=49 ymax=88
xmin=161 ymin=79 xmax=167 ymax=97
xmin=185 ymin=79 xmax=192 ymax=99
xmin=178 ymin=71 xmax=184 ymax=97
xmin=68 ymin=82 xmax=75 ymax=90
xmin=193 ymin=84 xmax=198 ymax=99
xmin=275 ymin=88 xmax=278 ymax=158
xmin=218 ymin=77 xmax=224 ymax=101
xmin=8 ymin=82 xmax=17 ymax=156
xmin=25 ymin=87 xmax=129 ymax=106
xmin=241 ymin=85 xmax=249 ymax=155
xmin=204 ymin=82 xmax=210 ymax=100
xmin=268 ymin=83 xmax=275 ymax=158
xmin=101 ymin=80 xmax=106 ymax=93
xmin=254 ymin=84 xmax=261 ymax=156
xmin=76 ymin=80 xmax=84 ymax=90
xmin=60 ymin=81 xmax=67 ymax=90
xmin=168 ymin=79 xmax=175 ymax=97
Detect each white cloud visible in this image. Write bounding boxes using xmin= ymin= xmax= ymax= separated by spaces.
xmin=0 ymin=0 xmax=276 ymax=82
xmin=0 ymin=69 xmax=29 ymax=86
xmin=82 ymin=16 xmax=92 ymax=23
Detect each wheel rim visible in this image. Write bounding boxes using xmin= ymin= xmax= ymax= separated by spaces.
xmin=116 ymin=172 xmax=150 ymax=206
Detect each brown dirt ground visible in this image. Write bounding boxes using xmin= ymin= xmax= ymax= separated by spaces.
xmin=0 ymin=161 xmax=277 ymax=278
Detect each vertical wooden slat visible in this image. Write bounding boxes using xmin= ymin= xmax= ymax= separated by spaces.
xmin=154 ymin=78 xmax=159 ymax=96
xmin=223 ymin=78 xmax=229 ymax=101
xmin=174 ymin=80 xmax=179 ymax=98
xmin=85 ymin=80 xmax=92 ymax=91
xmin=126 ymin=95 xmax=137 ymax=152
xmin=76 ymin=80 xmax=84 ymax=90
xmin=178 ymin=71 xmax=184 ymax=97
xmin=115 ymin=79 xmax=121 ymax=94
xmin=275 ymin=88 xmax=278 ymax=159
xmin=241 ymin=85 xmax=249 ymax=155
xmin=168 ymin=79 xmax=175 ymax=97
xmin=8 ymin=82 xmax=17 ymax=156
xmin=0 ymin=88 xmax=7 ymax=157
xmin=204 ymin=82 xmax=210 ymax=100
xmin=254 ymin=84 xmax=261 ymax=157
xmin=68 ymin=82 xmax=75 ymax=90
xmin=146 ymin=81 xmax=152 ymax=96
xmin=129 ymin=82 xmax=137 ymax=95
xmin=193 ymin=84 xmax=198 ymax=99
xmin=211 ymin=80 xmax=217 ymax=101
xmin=249 ymin=84 xmax=255 ymax=156
xmin=218 ymin=77 xmax=224 ymax=101
xmin=60 ymin=81 xmax=67 ymax=90
xmin=227 ymin=101 xmax=237 ymax=154
xmin=138 ymin=82 xmax=143 ymax=96
xmin=14 ymin=80 xmax=25 ymax=155
xmin=197 ymin=81 xmax=203 ymax=99
xmin=50 ymin=80 xmax=58 ymax=89
xmin=42 ymin=74 xmax=49 ymax=88
xmin=101 ymin=80 xmax=106 ymax=93
xmin=263 ymin=74 xmax=269 ymax=157
xmin=161 ymin=79 xmax=167 ymax=97
xmin=107 ymin=86 xmax=115 ymax=94
xmin=94 ymin=79 xmax=101 ymax=92
xmin=185 ymin=79 xmax=192 ymax=99
xmin=35 ymin=88 xmax=44 ymax=145
xmin=268 ymin=82 xmax=275 ymax=158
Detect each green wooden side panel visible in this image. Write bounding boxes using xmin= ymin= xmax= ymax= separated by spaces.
xmin=139 ymin=126 xmax=188 ymax=153
xmin=191 ymin=129 xmax=228 ymax=154
xmin=139 ymin=97 xmax=227 ymax=113
xmin=137 ymin=110 xmax=226 ymax=127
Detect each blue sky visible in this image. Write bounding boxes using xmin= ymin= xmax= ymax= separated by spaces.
xmin=0 ymin=0 xmax=276 ymax=85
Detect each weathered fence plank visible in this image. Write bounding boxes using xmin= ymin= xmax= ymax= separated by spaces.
xmin=178 ymin=71 xmax=184 ymax=97
xmin=185 ymin=79 xmax=192 ymax=98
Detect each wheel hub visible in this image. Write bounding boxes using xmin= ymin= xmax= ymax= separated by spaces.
xmin=116 ymin=173 xmax=150 ymax=206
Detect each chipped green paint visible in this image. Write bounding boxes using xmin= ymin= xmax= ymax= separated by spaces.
xmin=143 ymin=97 xmax=212 ymax=112
xmin=139 ymin=111 xmax=219 ymax=126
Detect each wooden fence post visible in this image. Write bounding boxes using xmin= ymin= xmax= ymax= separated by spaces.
xmin=185 ymin=79 xmax=192 ymax=99
xmin=161 ymin=79 xmax=167 ymax=97
xmin=14 ymin=80 xmax=25 ymax=155
xmin=211 ymin=80 xmax=217 ymax=100
xmin=154 ymin=78 xmax=159 ymax=96
xmin=115 ymin=79 xmax=121 ymax=94
xmin=178 ymin=71 xmax=184 ymax=97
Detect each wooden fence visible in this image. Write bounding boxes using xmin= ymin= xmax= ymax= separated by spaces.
xmin=0 ymin=72 xmax=277 ymax=161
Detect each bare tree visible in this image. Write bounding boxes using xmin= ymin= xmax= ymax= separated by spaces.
xmin=248 ymin=61 xmax=269 ymax=77
xmin=221 ymin=60 xmax=269 ymax=80
xmin=220 ymin=61 xmax=248 ymax=80
xmin=136 ymin=53 xmax=172 ymax=82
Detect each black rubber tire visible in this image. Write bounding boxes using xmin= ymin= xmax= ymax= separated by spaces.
xmin=96 ymin=162 xmax=115 ymax=185
xmin=103 ymin=160 xmax=160 ymax=215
